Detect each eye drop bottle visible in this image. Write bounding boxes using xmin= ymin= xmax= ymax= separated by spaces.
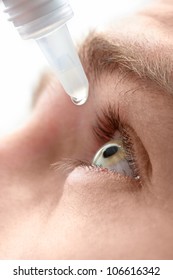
xmin=2 ymin=0 xmax=89 ymax=105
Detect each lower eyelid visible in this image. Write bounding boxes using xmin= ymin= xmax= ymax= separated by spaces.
xmin=68 ymin=164 xmax=142 ymax=193
xmin=63 ymin=166 xmax=143 ymax=214
xmin=52 ymin=156 xmax=140 ymax=187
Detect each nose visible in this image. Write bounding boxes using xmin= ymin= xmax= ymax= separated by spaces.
xmin=0 ymin=73 xmax=96 ymax=173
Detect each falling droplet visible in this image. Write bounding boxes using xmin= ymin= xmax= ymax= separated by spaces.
xmin=71 ymin=87 xmax=88 ymax=106
xmin=71 ymin=96 xmax=87 ymax=105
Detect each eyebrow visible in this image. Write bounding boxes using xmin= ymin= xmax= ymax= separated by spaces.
xmin=79 ymin=32 xmax=173 ymax=95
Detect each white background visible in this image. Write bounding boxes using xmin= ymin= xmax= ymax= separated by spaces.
xmin=0 ymin=0 xmax=151 ymax=136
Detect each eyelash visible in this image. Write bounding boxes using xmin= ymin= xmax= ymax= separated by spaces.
xmin=92 ymin=104 xmax=140 ymax=180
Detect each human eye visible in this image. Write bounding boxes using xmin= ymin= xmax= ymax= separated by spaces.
xmin=91 ymin=104 xmax=141 ymax=182
xmin=52 ymin=104 xmax=142 ymax=184
xmin=92 ymin=139 xmax=133 ymax=177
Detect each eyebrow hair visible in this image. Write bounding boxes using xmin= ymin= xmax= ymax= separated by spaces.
xmin=79 ymin=32 xmax=173 ymax=95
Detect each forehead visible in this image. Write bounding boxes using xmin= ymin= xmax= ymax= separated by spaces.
xmin=79 ymin=13 xmax=173 ymax=100
xmin=75 ymin=7 xmax=173 ymax=152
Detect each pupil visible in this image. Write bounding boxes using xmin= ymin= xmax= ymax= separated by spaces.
xmin=103 ymin=145 xmax=118 ymax=158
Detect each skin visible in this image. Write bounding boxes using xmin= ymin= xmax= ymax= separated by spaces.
xmin=0 ymin=1 xmax=173 ymax=259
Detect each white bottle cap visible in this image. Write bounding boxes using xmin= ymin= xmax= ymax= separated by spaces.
xmin=3 ymin=0 xmax=73 ymax=39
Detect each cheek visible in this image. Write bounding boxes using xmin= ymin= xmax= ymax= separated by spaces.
xmin=50 ymin=168 xmax=173 ymax=259
xmin=52 ymin=169 xmax=136 ymax=258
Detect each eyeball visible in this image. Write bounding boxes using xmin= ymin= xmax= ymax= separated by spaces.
xmin=92 ymin=140 xmax=133 ymax=177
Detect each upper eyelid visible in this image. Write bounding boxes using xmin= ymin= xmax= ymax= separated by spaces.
xmin=93 ymin=103 xmax=121 ymax=143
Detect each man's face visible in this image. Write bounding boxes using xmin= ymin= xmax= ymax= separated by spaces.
xmin=0 ymin=1 xmax=173 ymax=259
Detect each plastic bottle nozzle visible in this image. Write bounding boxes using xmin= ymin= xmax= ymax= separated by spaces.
xmin=37 ymin=24 xmax=89 ymax=105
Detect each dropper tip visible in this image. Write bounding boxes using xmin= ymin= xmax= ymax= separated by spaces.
xmin=71 ymin=86 xmax=89 ymax=106
xmin=71 ymin=96 xmax=88 ymax=105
